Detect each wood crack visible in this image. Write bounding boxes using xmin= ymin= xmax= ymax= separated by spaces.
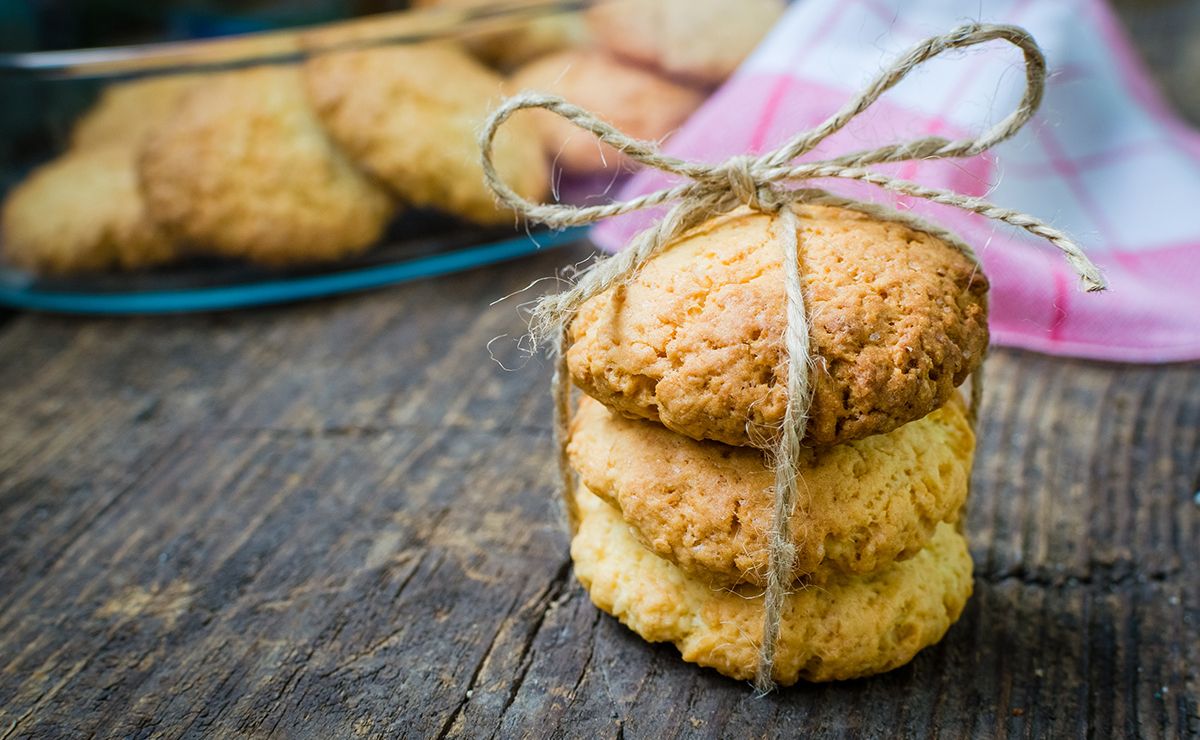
xmin=976 ymin=563 xmax=1182 ymax=589
xmin=320 ymin=549 xmax=434 ymax=678
xmin=259 ymin=645 xmax=317 ymax=737
xmin=432 ymin=612 xmax=510 ymax=740
xmin=568 ymin=611 xmax=602 ymax=701
xmin=221 ymin=422 xmax=552 ymax=441
xmin=493 ymin=557 xmax=574 ymax=736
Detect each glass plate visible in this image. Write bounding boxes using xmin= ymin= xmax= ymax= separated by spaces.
xmin=0 ymin=211 xmax=586 ymax=315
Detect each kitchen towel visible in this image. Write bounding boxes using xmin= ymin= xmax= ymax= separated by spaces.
xmin=590 ymin=0 xmax=1200 ymax=362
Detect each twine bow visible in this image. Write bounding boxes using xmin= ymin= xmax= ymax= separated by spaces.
xmin=479 ymin=22 xmax=1106 ymax=692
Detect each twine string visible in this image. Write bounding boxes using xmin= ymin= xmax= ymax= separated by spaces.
xmin=757 ymin=205 xmax=810 ymax=688
xmin=479 ymin=22 xmax=1106 ymax=691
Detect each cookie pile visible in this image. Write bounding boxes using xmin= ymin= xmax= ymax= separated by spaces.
xmin=2 ymin=1 xmax=786 ymax=276
xmin=561 ymin=204 xmax=988 ymax=685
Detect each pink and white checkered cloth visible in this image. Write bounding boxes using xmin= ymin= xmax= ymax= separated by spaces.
xmin=590 ymin=0 xmax=1200 ymax=363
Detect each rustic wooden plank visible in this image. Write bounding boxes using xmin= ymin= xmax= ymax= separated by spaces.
xmin=0 ymin=249 xmax=580 ymax=739
xmin=0 ymin=239 xmax=1196 ymax=738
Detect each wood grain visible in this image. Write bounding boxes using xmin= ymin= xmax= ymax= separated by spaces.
xmin=0 ymin=246 xmax=1196 ymax=739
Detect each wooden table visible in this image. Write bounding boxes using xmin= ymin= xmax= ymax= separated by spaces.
xmin=2 ymin=6 xmax=1199 ymax=738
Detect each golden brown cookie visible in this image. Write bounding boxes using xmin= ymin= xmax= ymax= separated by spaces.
xmin=71 ymin=75 xmax=201 ymax=151
xmin=2 ymin=147 xmax=175 ymax=274
xmin=571 ymin=486 xmax=973 ymax=684
xmin=302 ymin=44 xmax=548 ymax=225
xmin=510 ymin=49 xmax=705 ymax=174
xmin=138 ymin=65 xmax=394 ymax=266
xmin=567 ymin=205 xmax=989 ymax=448
xmin=568 ymin=393 xmax=973 ymax=585
xmin=586 ymin=0 xmax=784 ymax=85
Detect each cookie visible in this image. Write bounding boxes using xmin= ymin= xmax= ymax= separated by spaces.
xmin=571 ymin=485 xmax=973 ymax=684
xmin=302 ymin=43 xmax=548 ymax=225
xmin=138 ymin=65 xmax=394 ymax=266
xmin=71 ymin=75 xmax=200 ymax=151
xmin=3 ymin=75 xmax=196 ymax=274
xmin=586 ymin=0 xmax=784 ymax=85
xmin=2 ymin=147 xmax=175 ymax=274
xmin=567 ymin=205 xmax=989 ymax=448
xmin=510 ymin=49 xmax=705 ymax=174
xmin=411 ymin=0 xmax=589 ymax=69
xmin=568 ymin=392 xmax=973 ymax=585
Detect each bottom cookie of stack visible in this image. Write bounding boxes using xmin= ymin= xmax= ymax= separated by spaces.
xmin=570 ymin=486 xmax=973 ymax=685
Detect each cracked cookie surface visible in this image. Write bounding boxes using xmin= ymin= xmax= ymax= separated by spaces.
xmin=568 ymin=393 xmax=972 ymax=585
xmin=570 ymin=485 xmax=973 ymax=684
xmin=567 ymin=204 xmax=988 ymax=448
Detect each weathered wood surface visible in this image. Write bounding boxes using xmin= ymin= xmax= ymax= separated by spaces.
xmin=2 ymin=4 xmax=1200 ymax=738
xmin=0 ymin=247 xmax=1197 ymax=739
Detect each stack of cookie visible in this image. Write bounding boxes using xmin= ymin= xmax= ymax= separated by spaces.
xmin=561 ymin=204 xmax=987 ymax=685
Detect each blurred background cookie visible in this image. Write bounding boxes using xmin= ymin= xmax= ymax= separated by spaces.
xmin=1 ymin=75 xmax=199 ymax=274
xmin=587 ymin=0 xmax=784 ymax=85
xmin=70 ymin=74 xmax=201 ymax=151
xmin=412 ymin=0 xmax=589 ymax=69
xmin=510 ymin=49 xmax=705 ymax=174
xmin=138 ymin=65 xmax=395 ymax=267
xmin=2 ymin=147 xmax=176 ymax=274
xmin=303 ymin=43 xmax=548 ymax=225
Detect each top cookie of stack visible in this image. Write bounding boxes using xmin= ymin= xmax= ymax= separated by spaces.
xmin=567 ymin=204 xmax=988 ymax=448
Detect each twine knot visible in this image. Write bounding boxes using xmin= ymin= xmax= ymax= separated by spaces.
xmin=716 ymin=155 xmax=782 ymax=213
xmin=479 ymin=22 xmax=1106 ymax=692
